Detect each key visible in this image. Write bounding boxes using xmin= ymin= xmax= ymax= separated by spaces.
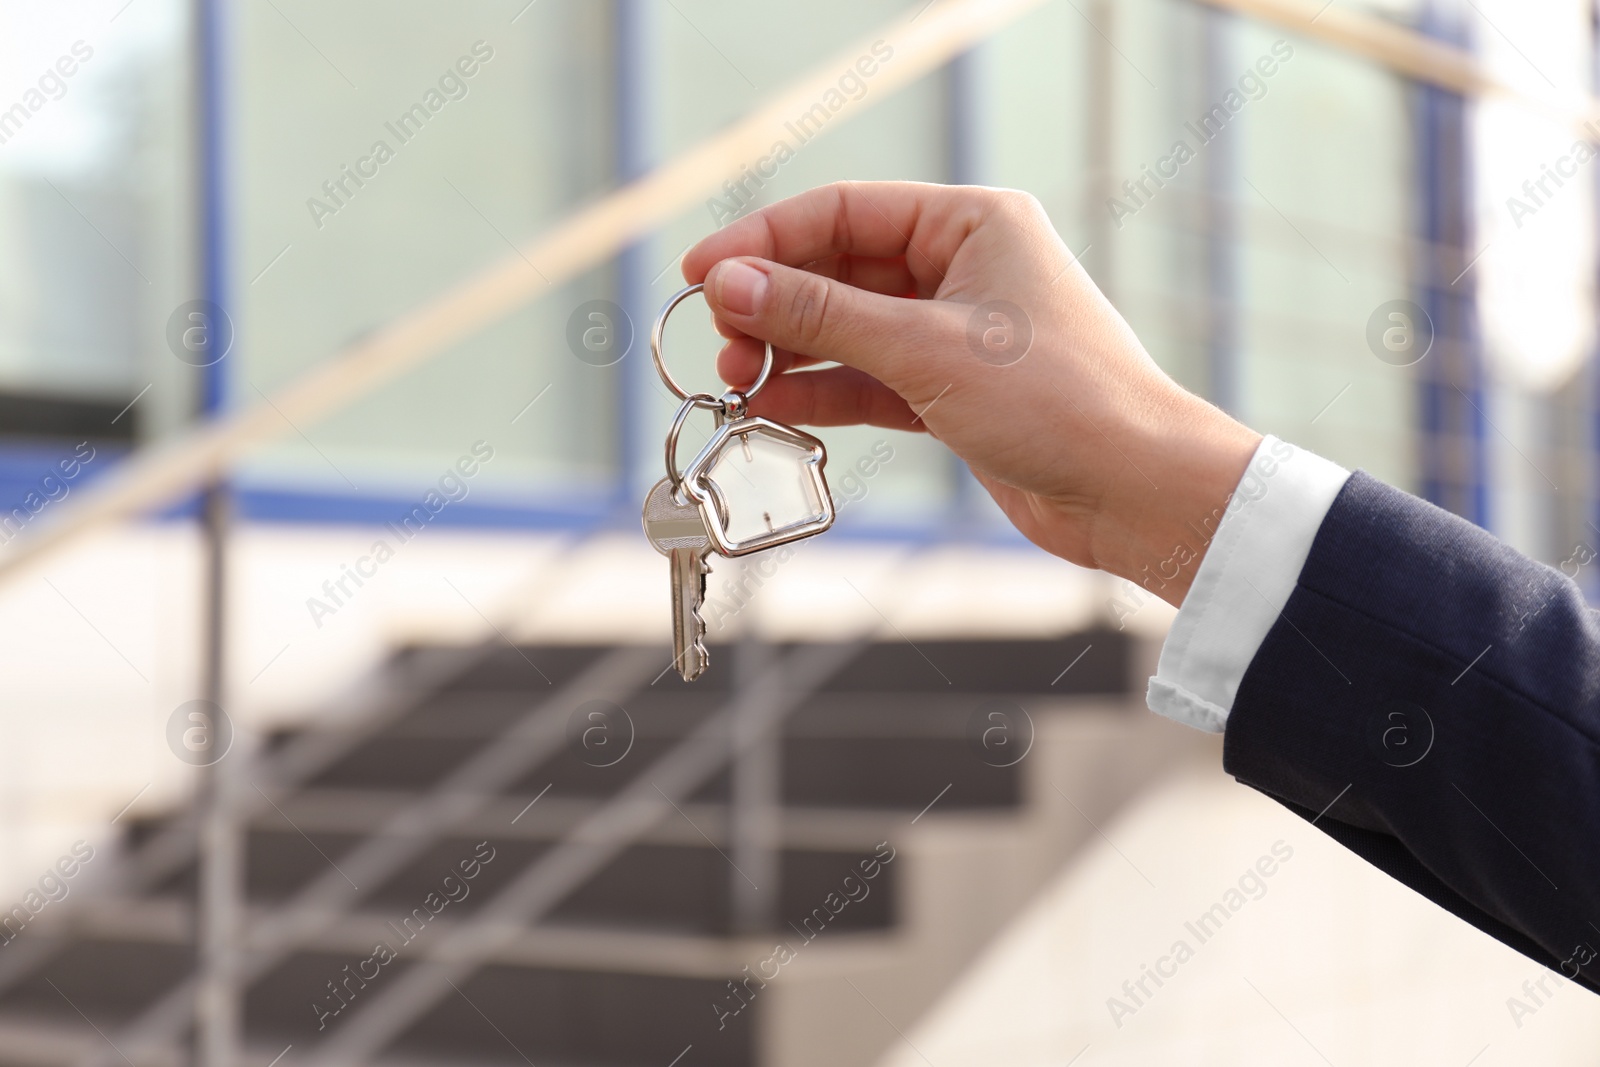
xmin=642 ymin=477 xmax=713 ymax=681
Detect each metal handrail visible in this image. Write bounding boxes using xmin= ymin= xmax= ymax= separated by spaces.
xmin=1214 ymin=0 xmax=1600 ymax=134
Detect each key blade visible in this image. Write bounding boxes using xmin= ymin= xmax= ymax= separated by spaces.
xmin=646 ymin=477 xmax=712 ymax=682
xmin=669 ymin=547 xmax=710 ymax=681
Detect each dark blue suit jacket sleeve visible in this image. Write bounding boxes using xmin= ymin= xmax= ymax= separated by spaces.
xmin=1222 ymin=471 xmax=1600 ymax=991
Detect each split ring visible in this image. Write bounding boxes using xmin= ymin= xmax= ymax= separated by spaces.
xmin=665 ymin=392 xmax=722 ymax=495
xmin=651 ymin=282 xmax=774 ymax=404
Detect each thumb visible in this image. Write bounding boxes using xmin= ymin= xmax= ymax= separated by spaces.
xmin=702 ymin=257 xmax=947 ymax=386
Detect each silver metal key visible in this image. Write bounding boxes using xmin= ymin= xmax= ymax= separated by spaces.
xmin=642 ymin=477 xmax=713 ymax=681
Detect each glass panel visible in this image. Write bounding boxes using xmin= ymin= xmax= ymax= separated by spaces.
xmin=233 ymin=1 xmax=615 ymax=504
xmin=0 ymin=0 xmax=190 ymax=438
xmin=1235 ymin=20 xmax=1414 ymax=490
xmin=646 ymin=0 xmax=952 ymax=528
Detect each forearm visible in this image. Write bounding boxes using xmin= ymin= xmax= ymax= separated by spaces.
xmin=1223 ymin=473 xmax=1600 ymax=989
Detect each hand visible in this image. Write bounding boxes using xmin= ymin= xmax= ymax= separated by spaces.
xmin=682 ymin=181 xmax=1261 ymax=606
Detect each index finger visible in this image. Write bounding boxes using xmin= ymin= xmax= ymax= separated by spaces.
xmin=682 ymin=180 xmax=978 ymax=285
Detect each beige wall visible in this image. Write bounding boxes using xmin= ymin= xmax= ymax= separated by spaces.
xmin=878 ymin=764 xmax=1600 ymax=1067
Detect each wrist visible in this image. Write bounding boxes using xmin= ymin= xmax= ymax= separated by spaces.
xmin=1090 ymin=400 xmax=1261 ymax=608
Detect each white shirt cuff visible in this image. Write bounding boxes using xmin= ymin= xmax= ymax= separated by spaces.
xmin=1145 ymin=436 xmax=1352 ymax=732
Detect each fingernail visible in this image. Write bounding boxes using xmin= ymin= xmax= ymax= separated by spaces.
xmin=714 ymin=260 xmax=767 ymax=317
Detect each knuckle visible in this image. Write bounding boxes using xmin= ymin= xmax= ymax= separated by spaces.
xmin=786 ymin=273 xmax=834 ymax=348
xmin=996 ymin=187 xmax=1045 ymax=219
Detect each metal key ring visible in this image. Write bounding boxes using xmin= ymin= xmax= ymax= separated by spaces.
xmin=665 ymin=392 xmax=723 ymax=496
xmin=651 ymin=282 xmax=774 ymax=403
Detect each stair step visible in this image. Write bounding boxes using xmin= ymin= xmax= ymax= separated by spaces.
xmin=126 ymin=793 xmax=917 ymax=850
xmin=430 ymin=635 xmax=1128 ymax=698
xmin=146 ymin=837 xmax=895 ymax=936
xmin=65 ymin=898 xmax=898 ymax=978
xmin=818 ymin=633 xmax=1122 ymax=692
xmin=277 ymin=688 xmax=1044 ymax=808
xmin=0 ymin=938 xmax=191 ymax=1029
xmin=438 ymin=644 xmax=682 ymax=694
xmin=247 ymin=956 xmax=755 ymax=1066
xmin=0 ymin=944 xmax=759 ymax=1067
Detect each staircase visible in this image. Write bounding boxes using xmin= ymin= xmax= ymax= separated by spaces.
xmin=0 ymin=631 xmax=1201 ymax=1067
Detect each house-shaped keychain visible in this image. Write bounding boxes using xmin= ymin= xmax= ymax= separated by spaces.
xmin=681 ymin=416 xmax=834 ymax=557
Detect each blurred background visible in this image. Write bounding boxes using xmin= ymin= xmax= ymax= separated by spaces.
xmin=0 ymin=0 xmax=1597 ymax=1064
